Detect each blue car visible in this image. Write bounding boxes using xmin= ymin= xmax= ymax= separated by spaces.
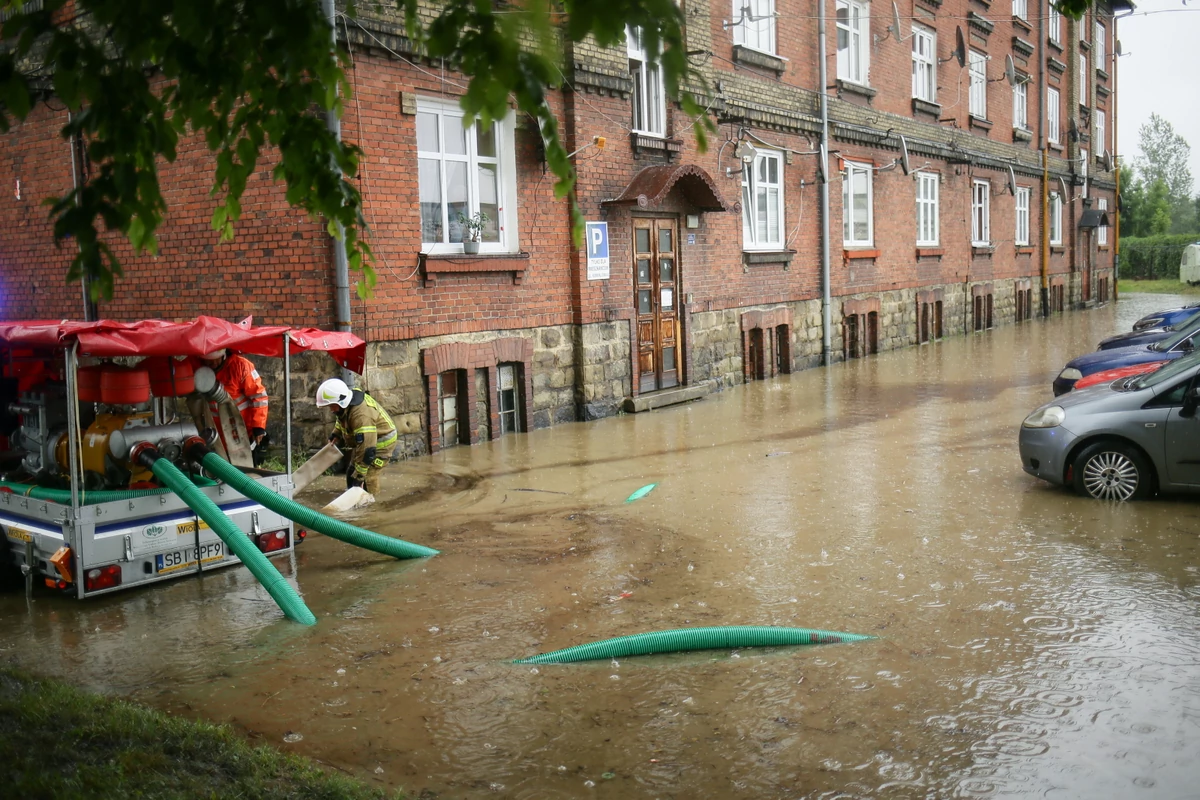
xmin=1055 ymin=320 xmax=1200 ymax=395
xmin=1132 ymin=302 xmax=1200 ymax=332
xmin=1099 ymin=309 xmax=1200 ymax=350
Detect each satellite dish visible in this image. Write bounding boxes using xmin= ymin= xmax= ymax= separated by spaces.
xmin=955 ymin=27 xmax=967 ymax=68
xmin=890 ymin=1 xmax=904 ymax=43
xmin=1115 ymin=39 xmax=1123 ymax=57
xmin=734 ymin=140 xmax=759 ymax=163
xmin=1102 ymin=150 xmax=1114 ymax=171
xmin=1004 ymin=55 xmax=1018 ymax=87
xmin=1058 ymin=176 xmax=1069 ymax=199
xmin=899 ymin=135 xmax=911 ymax=176
xmin=1007 ymin=165 xmax=1017 ymax=196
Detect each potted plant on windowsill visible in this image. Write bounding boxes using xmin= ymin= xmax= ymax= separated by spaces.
xmin=458 ymin=211 xmax=489 ymax=254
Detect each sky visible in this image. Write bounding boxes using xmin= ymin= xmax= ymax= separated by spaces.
xmin=1115 ymin=0 xmax=1200 ymax=193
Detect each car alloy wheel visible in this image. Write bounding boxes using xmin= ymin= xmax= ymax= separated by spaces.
xmin=1072 ymin=441 xmax=1152 ymax=501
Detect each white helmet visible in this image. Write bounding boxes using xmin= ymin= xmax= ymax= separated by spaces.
xmin=316 ymin=378 xmax=352 ymax=408
xmin=202 ymin=349 xmax=226 ymax=361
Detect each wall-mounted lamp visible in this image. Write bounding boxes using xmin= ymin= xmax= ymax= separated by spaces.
xmin=685 ymin=214 xmax=700 ymax=229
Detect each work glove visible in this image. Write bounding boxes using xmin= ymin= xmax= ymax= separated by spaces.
xmin=250 ymin=428 xmax=269 ymax=450
xmin=346 ymin=471 xmax=365 ymax=490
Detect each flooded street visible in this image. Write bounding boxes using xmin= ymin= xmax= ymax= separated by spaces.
xmin=3 ymin=294 xmax=1200 ymax=798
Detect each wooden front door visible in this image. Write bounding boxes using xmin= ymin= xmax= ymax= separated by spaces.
xmin=634 ymin=218 xmax=680 ymax=393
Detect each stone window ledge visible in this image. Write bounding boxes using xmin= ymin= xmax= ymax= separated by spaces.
xmin=917 ymin=247 xmax=944 ymax=258
xmin=630 ymin=132 xmax=684 ymax=159
xmin=970 ymin=116 xmax=994 ymax=132
xmin=1049 ymin=142 xmax=1064 ymax=153
xmin=1011 ymin=16 xmax=1032 ymax=34
xmin=1012 ymin=36 xmax=1035 ymax=57
xmin=1050 ymin=245 xmax=1066 ymax=253
xmin=1013 ymin=127 xmax=1033 ymax=142
xmin=742 ymin=250 xmax=796 ymax=270
xmin=837 ymin=79 xmax=877 ymax=101
xmin=1016 ymin=246 xmax=1035 ymax=255
xmin=732 ymin=45 xmax=787 ymax=76
xmin=1048 ymin=57 xmax=1066 ymax=74
xmin=420 ymin=251 xmax=531 ymax=286
xmin=912 ymin=98 xmax=942 ymax=117
xmin=972 ymin=245 xmax=996 ymax=257
xmin=843 ymin=248 xmax=880 ymax=261
xmin=1097 ymin=67 xmax=1109 ymax=82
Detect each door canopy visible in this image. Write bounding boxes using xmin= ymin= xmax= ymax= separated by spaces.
xmin=602 ymin=164 xmax=735 ymax=212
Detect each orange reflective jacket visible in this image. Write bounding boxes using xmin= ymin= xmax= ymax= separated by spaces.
xmin=211 ymin=354 xmax=268 ymax=431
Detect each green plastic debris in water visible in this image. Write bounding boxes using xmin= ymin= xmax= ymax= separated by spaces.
xmin=625 ymin=483 xmax=657 ymax=503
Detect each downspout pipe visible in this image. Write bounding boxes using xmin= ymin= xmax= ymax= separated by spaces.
xmin=817 ymin=0 xmax=832 ymax=364
xmin=322 ymin=0 xmax=355 ymax=385
xmin=1037 ymin=6 xmax=1049 ymax=317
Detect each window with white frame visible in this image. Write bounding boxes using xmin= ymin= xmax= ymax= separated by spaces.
xmin=1013 ymin=80 xmax=1028 ymax=130
xmin=1094 ymin=109 xmax=1106 ymax=155
xmin=836 ymin=0 xmax=870 ymax=85
xmin=1012 ymin=0 xmax=1027 ymax=19
xmin=1015 ymin=186 xmax=1031 ymax=245
xmin=741 ymin=149 xmax=785 ymax=251
xmin=1047 ymin=87 xmax=1060 ymax=144
xmin=1094 ymin=22 xmax=1106 ymax=71
xmin=916 ymin=172 xmax=939 ymax=246
xmin=842 ymin=160 xmax=873 ymax=246
xmin=627 ymin=26 xmax=666 ymax=136
xmin=1079 ymin=53 xmax=1088 ymax=102
xmin=732 ymin=0 xmax=776 ymax=54
xmin=969 ymin=50 xmax=987 ymax=119
xmin=972 ymin=180 xmax=991 ymax=245
xmin=912 ymin=24 xmax=936 ymax=103
xmin=1049 ymin=191 xmax=1063 ymax=244
xmin=417 ymin=97 xmax=518 ymax=253
xmin=1049 ymin=5 xmax=1062 ymax=45
xmin=1097 ymin=197 xmax=1108 ymax=245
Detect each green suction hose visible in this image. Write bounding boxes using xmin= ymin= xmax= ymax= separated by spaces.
xmin=137 ymin=448 xmax=316 ymax=626
xmin=190 ymin=445 xmax=437 ymax=560
xmin=513 ymin=625 xmax=875 ymax=664
xmin=0 ymin=474 xmax=218 ymax=505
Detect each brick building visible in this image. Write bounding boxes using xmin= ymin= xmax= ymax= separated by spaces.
xmin=0 ymin=0 xmax=1127 ymax=455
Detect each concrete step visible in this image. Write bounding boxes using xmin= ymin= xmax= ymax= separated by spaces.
xmin=623 ymin=382 xmax=712 ymax=413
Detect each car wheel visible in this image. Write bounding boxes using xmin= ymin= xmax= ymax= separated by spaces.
xmin=1071 ymin=440 xmax=1154 ymax=501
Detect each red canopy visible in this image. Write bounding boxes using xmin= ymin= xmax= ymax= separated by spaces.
xmin=0 ymin=316 xmax=367 ymax=373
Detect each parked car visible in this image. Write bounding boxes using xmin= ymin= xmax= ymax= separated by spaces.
xmin=1021 ymin=349 xmax=1200 ymax=500
xmin=1072 ymin=361 xmax=1167 ymax=390
xmin=1054 ymin=314 xmax=1200 ymax=395
xmin=1098 ymin=309 xmax=1200 ymax=350
xmin=1131 ymin=302 xmax=1200 ymax=332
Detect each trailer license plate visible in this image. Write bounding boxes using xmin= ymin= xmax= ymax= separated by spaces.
xmin=155 ymin=542 xmax=225 ymax=574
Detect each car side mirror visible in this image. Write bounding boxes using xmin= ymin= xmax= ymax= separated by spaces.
xmin=1182 ymin=387 xmax=1200 ymax=419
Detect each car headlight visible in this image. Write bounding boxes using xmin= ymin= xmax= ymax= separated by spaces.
xmin=1057 ymin=368 xmax=1083 ymax=382
xmin=1023 ymin=406 xmax=1066 ymax=428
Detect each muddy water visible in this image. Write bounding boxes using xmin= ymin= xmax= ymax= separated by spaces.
xmin=3 ymin=294 xmax=1200 ymax=798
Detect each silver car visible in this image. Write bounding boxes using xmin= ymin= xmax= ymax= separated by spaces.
xmin=1019 ymin=349 xmax=1200 ymax=500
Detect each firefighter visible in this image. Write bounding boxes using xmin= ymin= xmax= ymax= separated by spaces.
xmin=198 ymin=349 xmax=270 ymax=466
xmin=315 ymin=378 xmax=397 ymax=495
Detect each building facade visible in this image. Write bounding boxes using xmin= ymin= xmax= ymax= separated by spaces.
xmin=0 ymin=0 xmax=1127 ymax=455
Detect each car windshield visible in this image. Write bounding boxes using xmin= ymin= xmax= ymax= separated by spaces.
xmin=1131 ymin=348 xmax=1200 ymax=390
xmin=1151 ymin=314 xmax=1200 ymax=351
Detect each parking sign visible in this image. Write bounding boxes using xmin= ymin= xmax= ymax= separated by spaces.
xmin=585 ymin=221 xmax=609 ymax=280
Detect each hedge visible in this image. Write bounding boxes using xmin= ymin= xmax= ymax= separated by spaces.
xmin=1119 ymin=235 xmax=1200 ymax=280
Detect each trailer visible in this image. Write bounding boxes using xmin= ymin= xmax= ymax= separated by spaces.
xmin=0 ymin=316 xmax=369 ymax=602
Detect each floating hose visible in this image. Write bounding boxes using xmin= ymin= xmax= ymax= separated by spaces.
xmin=0 ymin=474 xmax=218 ymax=505
xmin=187 ymin=442 xmax=438 ymax=560
xmin=513 ymin=625 xmax=875 ymax=664
xmin=625 ymin=483 xmax=657 ymax=503
xmin=137 ymin=446 xmax=316 ymax=626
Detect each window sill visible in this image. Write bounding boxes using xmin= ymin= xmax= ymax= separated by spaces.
xmin=843 ymin=248 xmax=879 ymax=261
xmin=420 ymin=251 xmax=531 ymax=287
xmin=969 ymin=116 xmax=994 ymax=132
xmin=1016 ymin=246 xmax=1035 ymax=255
xmin=912 ymin=98 xmax=941 ymax=117
xmin=1049 ymin=142 xmax=1064 ymax=153
xmin=630 ymin=132 xmax=684 ymax=159
xmin=1098 ymin=245 xmax=1110 ymax=251
xmin=837 ymin=79 xmax=877 ymax=101
xmin=1097 ymin=84 xmax=1111 ymax=98
xmin=1013 ymin=127 xmax=1033 ymax=142
xmin=972 ymin=245 xmax=996 ymax=256
xmin=1048 ymin=57 xmax=1066 ymax=74
xmin=1047 ymin=39 xmax=1063 ymax=53
xmin=967 ymin=11 xmax=995 ymax=36
xmin=1050 ymin=245 xmax=1066 ymax=253
xmin=916 ymin=247 xmax=943 ymax=258
xmin=742 ymin=250 xmax=796 ymax=270
xmin=1079 ymin=39 xmax=1091 ymax=53
xmin=1096 ymin=67 xmax=1109 ymax=82
xmin=732 ymin=45 xmax=787 ymax=76
xmin=1011 ymin=16 xmax=1032 ymax=34
xmin=1012 ymin=36 xmax=1035 ymax=57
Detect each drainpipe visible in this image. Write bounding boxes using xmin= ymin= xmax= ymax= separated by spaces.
xmin=1111 ymin=33 xmax=1121 ymax=301
xmin=817 ymin=0 xmax=832 ymax=364
xmin=67 ymin=112 xmax=98 ymax=321
xmin=1037 ymin=6 xmax=1048 ymax=317
xmin=321 ymin=0 xmax=355 ymax=383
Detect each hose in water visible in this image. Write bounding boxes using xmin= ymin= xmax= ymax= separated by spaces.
xmin=513 ymin=625 xmax=875 ymax=664
xmin=190 ymin=444 xmax=438 ymax=560
xmin=137 ymin=447 xmax=316 ymax=626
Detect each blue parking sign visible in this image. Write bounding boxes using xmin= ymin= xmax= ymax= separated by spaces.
xmin=585 ymin=221 xmax=609 ymax=280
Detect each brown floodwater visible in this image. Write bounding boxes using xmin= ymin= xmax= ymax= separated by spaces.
xmin=3 ymin=293 xmax=1200 ymax=799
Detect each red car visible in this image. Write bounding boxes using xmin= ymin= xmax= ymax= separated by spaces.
xmin=1072 ymin=361 xmax=1166 ymax=390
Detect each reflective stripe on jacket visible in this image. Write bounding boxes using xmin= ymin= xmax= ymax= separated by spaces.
xmin=334 ymin=393 xmax=397 ymax=474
